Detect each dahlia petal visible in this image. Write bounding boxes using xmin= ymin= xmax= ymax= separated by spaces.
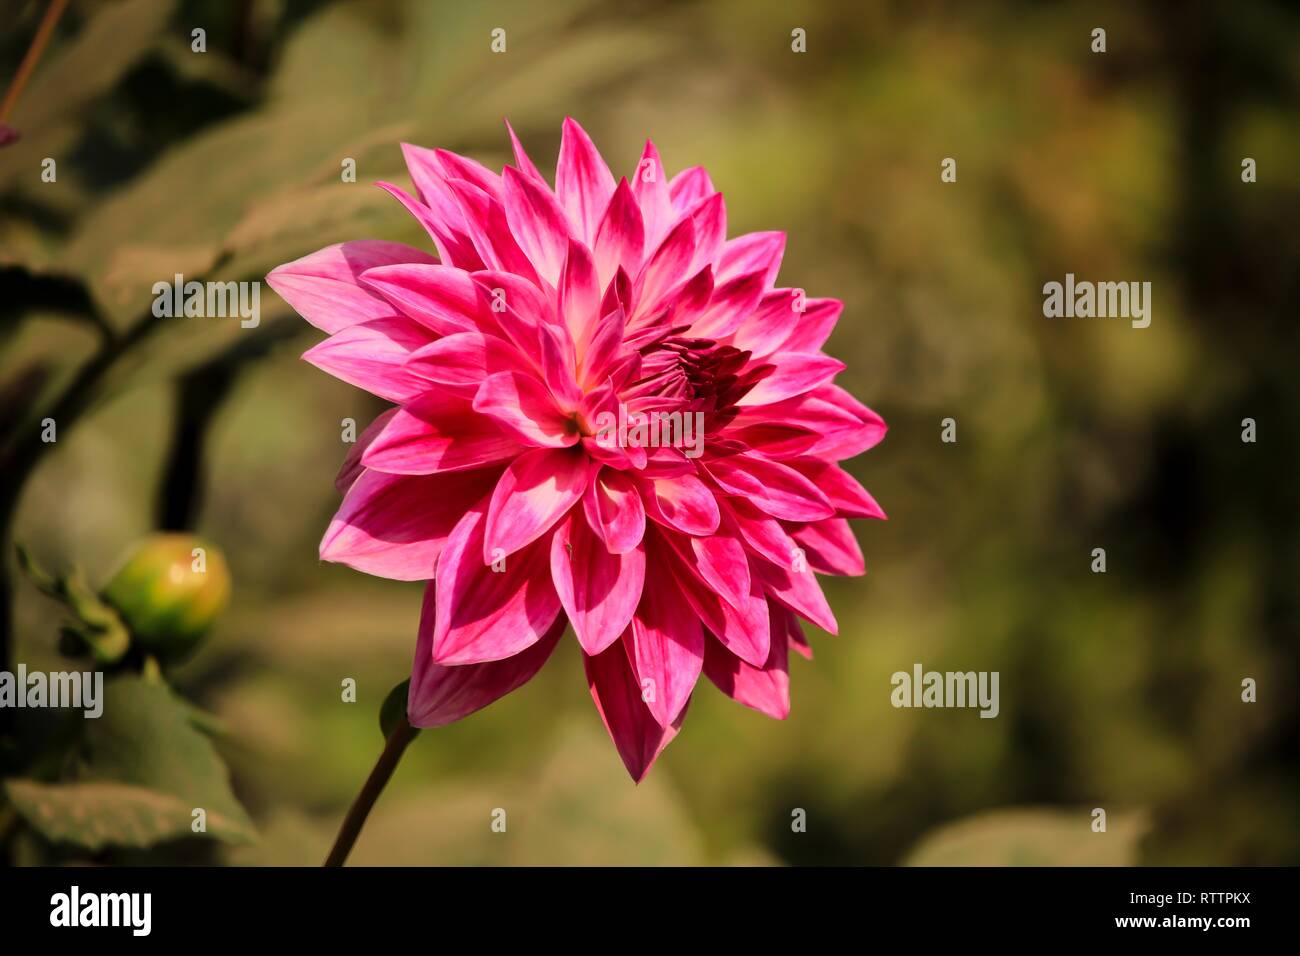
xmin=627 ymin=582 xmax=704 ymax=727
xmin=538 ymin=322 xmax=582 ymax=411
xmin=321 ymin=467 xmax=499 ymax=580
xmin=668 ymin=166 xmax=716 ymax=211
xmin=731 ymin=288 xmax=808 ymax=357
xmin=301 ymin=317 xmax=435 ymax=403
xmin=375 ymin=181 xmax=486 ymax=272
xmin=409 ymin=586 xmax=565 ymax=728
xmin=703 ymin=606 xmax=790 ymax=720
xmin=336 ymin=409 xmax=397 ymax=492
xmin=404 ymin=331 xmax=526 ymax=394
xmin=638 ymin=472 xmax=720 ymax=536
xmin=805 ymin=386 xmax=888 ymax=459
xmin=688 ymin=269 xmax=765 ymax=339
xmin=583 ymin=467 xmax=646 ymax=554
xmin=358 ymin=263 xmax=483 ymax=336
xmin=504 ymin=119 xmax=547 ymax=184
xmin=725 ymin=498 xmax=801 ymax=568
xmin=578 ymin=307 xmax=627 ymax=389
xmin=725 ymin=422 xmax=821 ymax=459
xmin=556 ymin=117 xmax=617 ymax=244
xmin=266 ymin=240 xmax=436 ymax=334
xmin=362 ymin=391 xmax=523 ymax=475
xmin=782 ymin=605 xmax=813 ymax=659
xmin=433 ymin=506 xmax=561 ymax=665
xmin=501 ymin=165 xmax=572 ymax=286
xmin=753 ymin=556 xmax=838 ymax=634
xmin=634 ymin=217 xmax=696 ymax=320
xmin=593 ymin=179 xmax=645 ymax=290
xmin=686 ymin=192 xmax=726 ymax=276
xmin=550 ymin=511 xmax=645 ymax=655
xmin=433 ymin=147 xmax=503 ymax=198
xmin=558 ymin=238 xmax=601 ymax=356
xmin=736 ymin=352 xmax=846 ymax=406
xmin=780 ymin=298 xmax=843 ymax=354
xmin=446 ymin=177 xmax=541 ymax=285
xmin=790 ymin=517 xmax=865 ymax=576
xmin=584 ymin=638 xmax=683 ymax=782
xmin=663 ymin=543 xmax=770 ymax=667
xmin=705 ymin=452 xmax=835 ymax=521
xmin=472 ymin=371 xmax=578 ymax=447
xmin=484 ymin=446 xmax=592 ymax=560
xmin=717 ymin=231 xmax=785 ymax=288
xmin=631 ymin=140 xmax=674 ymax=249
xmin=786 ymin=458 xmax=887 ymax=518
xmin=400 ymin=143 xmax=471 ymax=231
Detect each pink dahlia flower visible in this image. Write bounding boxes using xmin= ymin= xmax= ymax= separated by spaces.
xmin=268 ymin=118 xmax=886 ymax=781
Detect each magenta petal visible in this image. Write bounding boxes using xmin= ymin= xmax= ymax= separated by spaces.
xmin=668 ymin=166 xmax=716 ymax=211
xmin=686 ymin=192 xmax=726 ymax=276
xmin=705 ymin=452 xmax=835 ymax=522
xmin=791 ymin=517 xmax=865 ymax=576
xmin=736 ymin=352 xmax=846 ymax=406
xmin=726 ymin=497 xmax=801 ymax=568
xmin=409 ymin=585 xmax=565 ymax=727
xmin=593 ymin=178 xmax=645 ymax=290
xmin=404 ymin=331 xmax=525 ymax=393
xmin=501 ymin=165 xmax=572 ymax=286
xmin=717 ymin=231 xmax=786 ymax=288
xmin=584 ymin=638 xmax=683 ymax=782
xmin=336 ymin=409 xmax=397 ymax=492
xmin=630 ymin=140 xmax=674 ymax=249
xmin=788 ymin=459 xmax=887 ymax=519
xmin=358 ymin=263 xmax=484 ymax=336
xmin=484 ymin=446 xmax=592 ymax=560
xmin=780 ymin=298 xmax=843 ymax=354
xmin=638 ymin=472 xmax=720 ymax=536
xmin=558 ymin=239 xmax=601 ymax=356
xmin=473 ymin=370 xmax=578 ymax=447
xmin=433 ymin=507 xmax=561 ymax=665
xmin=266 ymin=240 xmax=436 ymax=333
xmin=504 ymin=118 xmax=547 ymax=183
xmin=731 ymin=288 xmax=810 ymax=358
xmin=556 ymin=117 xmax=616 ymax=244
xmin=362 ymin=391 xmax=523 ymax=475
xmin=445 ymin=177 xmax=541 ymax=285
xmin=688 ymin=269 xmax=765 ymax=339
xmin=375 ymin=181 xmax=486 ymax=272
xmin=634 ymin=217 xmax=696 ymax=321
xmin=550 ymin=511 xmax=645 ymax=655
xmin=662 ymin=539 xmax=770 ymax=668
xmin=703 ymin=605 xmax=790 ymax=720
xmin=753 ymin=556 xmax=838 ymax=635
xmin=583 ymin=468 xmax=646 ymax=554
xmin=321 ymin=467 xmax=499 ymax=580
xmin=627 ymin=579 xmax=704 ymax=727
xmin=301 ymin=318 xmax=435 ymax=403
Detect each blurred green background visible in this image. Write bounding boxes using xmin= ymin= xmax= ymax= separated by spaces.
xmin=2 ymin=0 xmax=1297 ymax=865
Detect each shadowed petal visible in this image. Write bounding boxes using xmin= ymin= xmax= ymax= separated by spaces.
xmin=363 ymin=391 xmax=524 ymax=475
xmin=627 ymin=578 xmax=704 ymax=727
xmin=584 ymin=638 xmax=684 ymax=782
xmin=705 ymin=452 xmax=835 ymax=521
xmin=703 ymin=601 xmax=791 ymax=719
xmin=409 ymin=587 xmax=565 ymax=727
xmin=736 ymin=352 xmax=845 ymax=406
xmin=583 ymin=467 xmax=646 ymax=554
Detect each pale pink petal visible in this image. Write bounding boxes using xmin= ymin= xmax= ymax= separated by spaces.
xmin=433 ymin=507 xmax=561 ymax=665
xmin=558 ymin=238 xmax=601 ymax=356
xmin=301 ymin=318 xmax=435 ymax=403
xmin=584 ymin=638 xmax=683 ymax=782
xmin=504 ymin=119 xmax=546 ymax=183
xmin=668 ymin=166 xmax=716 ymax=211
xmin=321 ymin=467 xmax=499 ymax=580
xmin=433 ymin=147 xmax=503 ymax=198
xmin=630 ymin=140 xmax=674 ymax=249
xmin=484 ymin=446 xmax=592 ymax=560
xmin=403 ymin=331 xmax=526 ymax=395
xmin=717 ymin=231 xmax=785 ymax=287
xmin=555 ymin=117 xmax=616 ymax=244
xmin=627 ymin=580 xmax=704 ymax=727
xmin=501 ymin=165 xmax=571 ymax=286
xmin=473 ymin=371 xmax=578 ymax=447
xmin=550 ymin=511 xmax=645 ymax=655
xmin=409 ymin=586 xmax=565 ymax=727
xmin=362 ymin=391 xmax=524 ymax=475
xmin=582 ymin=467 xmax=646 ymax=554
xmin=266 ymin=240 xmax=436 ymax=334
xmin=736 ymin=352 xmax=845 ymax=406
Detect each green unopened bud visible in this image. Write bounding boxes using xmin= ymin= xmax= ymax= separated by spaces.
xmin=101 ymin=534 xmax=230 ymax=661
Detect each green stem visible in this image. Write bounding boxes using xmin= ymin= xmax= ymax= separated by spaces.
xmin=323 ymin=719 xmax=418 ymax=867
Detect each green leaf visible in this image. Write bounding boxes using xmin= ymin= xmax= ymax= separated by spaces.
xmin=902 ymin=807 xmax=1149 ymax=866
xmin=5 ymin=677 xmax=255 ymax=850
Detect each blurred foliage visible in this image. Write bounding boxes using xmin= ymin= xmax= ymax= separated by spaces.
xmin=1 ymin=0 xmax=1298 ymax=865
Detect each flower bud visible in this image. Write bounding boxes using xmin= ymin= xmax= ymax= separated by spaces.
xmin=101 ymin=535 xmax=230 ymax=661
